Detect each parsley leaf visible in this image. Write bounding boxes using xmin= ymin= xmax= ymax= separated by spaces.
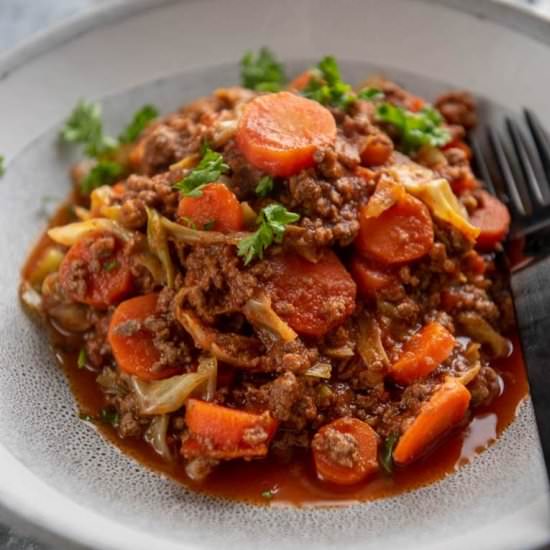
xmin=61 ymin=100 xmax=117 ymax=158
xmin=302 ymin=56 xmax=354 ymax=110
xmin=203 ymin=220 xmax=216 ymax=231
xmin=240 ymin=47 xmax=286 ymax=92
xmin=357 ymin=87 xmax=385 ymax=101
xmin=379 ymin=432 xmax=399 ymax=475
xmin=80 ymin=161 xmax=123 ymax=194
xmin=103 ymin=259 xmax=120 ymax=272
xmin=79 ymin=412 xmax=94 ymax=422
xmin=77 ymin=348 xmax=87 ymax=369
xmin=261 ymin=489 xmax=275 ymax=500
xmin=255 ymin=175 xmax=274 ymax=197
xmin=174 ymin=146 xmax=229 ymax=197
xmin=238 ymin=203 xmax=300 ymax=265
xmin=376 ymin=103 xmax=451 ymax=152
xmin=119 ymin=104 xmax=159 ymax=144
xmin=100 ymin=408 xmax=120 ymax=427
xmin=0 ymin=154 xmax=4 ymax=177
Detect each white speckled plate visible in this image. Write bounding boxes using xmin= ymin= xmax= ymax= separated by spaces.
xmin=1 ymin=1 xmax=550 ymax=549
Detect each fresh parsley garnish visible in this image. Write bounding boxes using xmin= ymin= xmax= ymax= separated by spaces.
xmin=379 ymin=432 xmax=399 ymax=475
xmin=240 ymin=47 xmax=286 ymax=92
xmin=238 ymin=203 xmax=299 ymax=265
xmin=357 ymin=87 xmax=384 ymax=101
xmin=118 ymin=104 xmax=159 ymax=144
xmin=174 ymin=145 xmax=229 ymax=197
xmin=255 ymin=175 xmax=274 ymax=197
xmin=261 ymin=489 xmax=275 ymax=500
xmin=103 ymin=259 xmax=120 ymax=272
xmin=0 ymin=154 xmax=5 ymax=177
xmin=80 ymin=160 xmax=123 ymax=194
xmin=100 ymin=408 xmax=120 ymax=427
xmin=302 ymin=56 xmax=355 ymax=110
xmin=376 ymin=103 xmax=451 ymax=152
xmin=203 ymin=220 xmax=216 ymax=231
xmin=77 ymin=348 xmax=87 ymax=369
xmin=79 ymin=412 xmax=94 ymax=422
xmin=61 ymin=100 xmax=117 ymax=158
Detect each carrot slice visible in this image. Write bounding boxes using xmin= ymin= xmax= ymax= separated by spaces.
xmin=288 ymin=70 xmax=313 ymax=92
xmin=177 ymin=182 xmax=244 ymax=233
xmin=58 ymin=230 xmax=133 ymax=309
xmin=355 ymin=193 xmax=434 ymax=264
xmin=182 ymin=399 xmax=278 ymax=460
xmin=264 ymin=250 xmax=356 ymax=338
xmin=360 ymin=135 xmax=393 ymax=167
xmin=108 ymin=293 xmax=181 ymax=381
xmin=236 ymin=91 xmax=337 ymax=177
xmin=312 ymin=417 xmax=379 ymax=485
xmin=350 ymin=256 xmax=398 ymax=300
xmin=390 ymin=322 xmax=456 ymax=385
xmin=470 ymin=190 xmax=511 ymax=249
xmin=393 ymin=379 xmax=471 ymax=465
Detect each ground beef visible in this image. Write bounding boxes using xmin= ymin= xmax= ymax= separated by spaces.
xmin=468 ymin=366 xmax=502 ymax=408
xmin=312 ymin=423 xmax=361 ymax=469
xmin=435 ymin=91 xmax=478 ymax=130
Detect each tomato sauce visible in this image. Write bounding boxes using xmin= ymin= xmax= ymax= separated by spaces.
xmin=21 ymin=205 xmax=529 ymax=506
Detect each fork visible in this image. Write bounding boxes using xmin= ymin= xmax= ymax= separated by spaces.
xmin=470 ymin=110 xmax=550 ymax=478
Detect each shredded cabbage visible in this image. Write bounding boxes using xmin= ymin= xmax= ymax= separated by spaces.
xmin=130 ymin=371 xmax=210 ymax=415
xmin=197 ymin=355 xmax=218 ymax=401
xmin=90 ymin=185 xmax=122 ymax=221
xmin=305 ymin=362 xmax=332 ymax=379
xmin=243 ymin=293 xmax=297 ymax=342
xmin=387 ymin=164 xmax=480 ymax=241
xmin=357 ymin=315 xmax=389 ymax=386
xmin=452 ymin=362 xmax=481 ymax=386
xmin=146 ymin=207 xmax=175 ymax=289
xmin=47 ymin=218 xmax=133 ymax=246
xmin=144 ymin=415 xmax=172 ymax=461
xmin=27 ymin=247 xmax=64 ymax=288
xmin=161 ymin=215 xmax=249 ymax=246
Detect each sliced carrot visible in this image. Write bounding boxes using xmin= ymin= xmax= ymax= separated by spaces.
xmin=264 ymin=250 xmax=356 ymax=338
xmin=390 ymin=322 xmax=456 ymax=385
xmin=177 ymin=182 xmax=244 ymax=233
xmin=451 ymin=173 xmax=479 ymax=195
xmin=350 ymin=256 xmax=398 ymax=300
xmin=58 ymin=230 xmax=133 ymax=309
xmin=360 ymin=135 xmax=393 ymax=167
xmin=288 ymin=70 xmax=313 ymax=92
xmin=355 ymin=193 xmax=434 ymax=264
xmin=470 ymin=190 xmax=511 ymax=249
xmin=128 ymin=139 xmax=145 ymax=170
xmin=393 ymin=379 xmax=471 ymax=465
xmin=182 ymin=399 xmax=278 ymax=460
xmin=312 ymin=417 xmax=379 ymax=485
xmin=406 ymin=95 xmax=425 ymax=113
xmin=108 ymin=293 xmax=181 ymax=381
xmin=236 ymin=91 xmax=337 ymax=177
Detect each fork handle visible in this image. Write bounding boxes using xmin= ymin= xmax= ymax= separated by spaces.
xmin=511 ymin=255 xmax=550 ymax=474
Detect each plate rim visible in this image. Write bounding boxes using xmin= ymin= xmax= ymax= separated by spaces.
xmin=1 ymin=1 xmax=549 ymax=549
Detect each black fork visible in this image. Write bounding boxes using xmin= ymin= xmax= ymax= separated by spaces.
xmin=470 ymin=109 xmax=550 ymax=256
xmin=471 ymin=109 xmax=550 ymax=480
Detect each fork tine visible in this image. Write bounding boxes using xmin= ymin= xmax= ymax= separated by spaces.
xmin=487 ymin=126 xmax=528 ymax=216
xmin=470 ymin=134 xmax=497 ymax=196
xmin=524 ymin=108 xmax=550 ymax=177
xmin=506 ymin=117 xmax=547 ymax=206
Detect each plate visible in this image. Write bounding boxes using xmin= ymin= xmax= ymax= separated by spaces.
xmin=0 ymin=1 xmax=549 ymax=549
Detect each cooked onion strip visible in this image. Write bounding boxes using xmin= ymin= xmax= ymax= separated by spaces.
xmin=452 ymin=362 xmax=481 ymax=386
xmin=144 ymin=414 xmax=172 ymax=461
xmin=47 ymin=218 xmax=133 ymax=246
xmin=130 ymin=371 xmax=210 ymax=415
xmin=27 ymin=247 xmax=64 ymax=288
xmin=243 ymin=292 xmax=297 ymax=342
xmin=90 ymin=185 xmax=122 ymax=221
xmin=146 ymin=207 xmax=175 ymax=288
xmin=457 ymin=312 xmax=511 ymax=358
xmin=161 ymin=216 xmax=250 ymax=246
xmin=357 ymin=315 xmax=389 ymax=386
xmin=197 ymin=355 xmax=218 ymax=401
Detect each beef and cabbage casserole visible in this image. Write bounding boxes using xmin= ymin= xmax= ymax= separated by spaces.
xmin=20 ymin=51 xmax=525 ymax=504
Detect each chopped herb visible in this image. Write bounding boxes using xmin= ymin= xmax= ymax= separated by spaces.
xmin=79 ymin=413 xmax=94 ymax=422
xmin=302 ymin=56 xmax=354 ymax=110
xmin=77 ymin=348 xmax=87 ymax=369
xmin=203 ymin=220 xmax=216 ymax=231
xmin=238 ymin=203 xmax=299 ymax=265
xmin=261 ymin=489 xmax=275 ymax=500
xmin=180 ymin=216 xmax=197 ymax=230
xmin=375 ymin=103 xmax=451 ymax=152
xmin=103 ymin=259 xmax=120 ymax=272
xmin=119 ymin=104 xmax=159 ymax=144
xmin=173 ymin=145 xmax=229 ymax=197
xmin=60 ymin=100 xmax=117 ymax=158
xmin=379 ymin=432 xmax=399 ymax=475
xmin=0 ymin=154 xmax=4 ymax=177
xmin=240 ymin=47 xmax=286 ymax=92
xmin=357 ymin=87 xmax=385 ymax=101
xmin=255 ymin=175 xmax=274 ymax=197
xmin=100 ymin=408 xmax=120 ymax=427
xmin=80 ymin=160 xmax=123 ymax=194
